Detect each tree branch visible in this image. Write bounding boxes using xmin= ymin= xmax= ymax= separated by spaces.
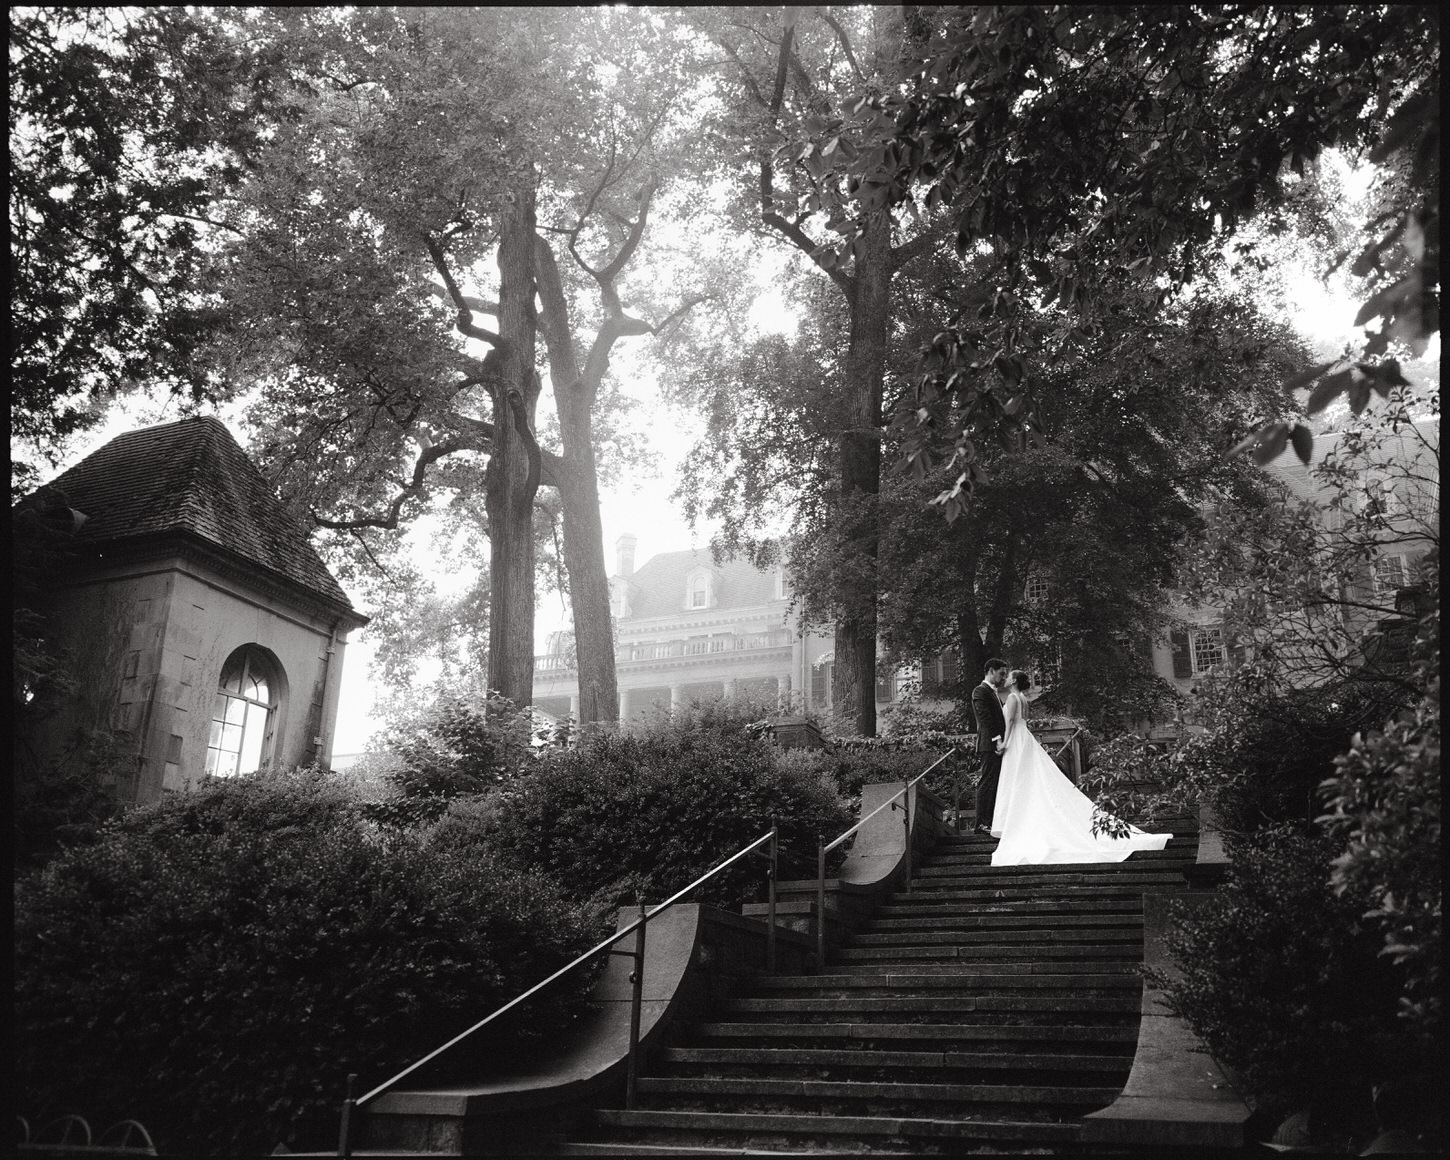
xmin=426 ymin=282 xmax=498 ymax=316
xmin=422 ymin=232 xmax=502 ymax=345
xmin=819 ymin=8 xmax=865 ymax=82
xmin=310 ymin=435 xmax=478 ymax=531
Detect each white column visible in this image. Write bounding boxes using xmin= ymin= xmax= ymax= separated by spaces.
xmin=670 ymin=684 xmax=684 ymax=711
xmin=569 ymin=693 xmax=580 ymax=719
xmin=776 ymin=673 xmax=790 ymax=710
xmin=723 ymin=677 xmax=737 ymax=699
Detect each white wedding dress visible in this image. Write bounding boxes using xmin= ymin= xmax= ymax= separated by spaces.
xmin=990 ymin=692 xmax=1172 ymax=866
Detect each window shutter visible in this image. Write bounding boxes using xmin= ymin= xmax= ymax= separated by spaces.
xmin=942 ymin=652 xmax=959 ymax=686
xmin=1171 ymin=631 xmax=1192 ymax=678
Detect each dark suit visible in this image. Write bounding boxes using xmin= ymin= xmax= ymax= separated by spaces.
xmin=972 ymin=681 xmax=1007 ymax=831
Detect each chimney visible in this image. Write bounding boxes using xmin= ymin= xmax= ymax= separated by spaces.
xmin=615 ymin=533 xmax=638 ymax=578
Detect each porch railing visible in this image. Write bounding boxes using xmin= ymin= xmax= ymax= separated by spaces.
xmin=336 ymin=826 xmax=781 ymax=1158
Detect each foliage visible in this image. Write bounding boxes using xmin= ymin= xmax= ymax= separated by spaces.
xmin=1150 ymin=827 xmax=1432 ymax=1137
xmin=1179 ymin=385 xmax=1439 ymax=699
xmin=8 ymin=7 xmax=307 ymax=492
xmin=476 ymin=700 xmax=851 ymax=912
xmin=852 ymin=6 xmax=1439 ymax=484
xmin=13 ymin=767 xmax=596 ymax=1156
xmin=1085 ymin=659 xmax=1402 ymax=840
xmin=360 ymin=686 xmax=543 ymax=828
xmin=1318 ymin=559 xmax=1441 ymax=1031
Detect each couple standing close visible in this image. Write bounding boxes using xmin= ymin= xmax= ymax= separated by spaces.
xmin=972 ymin=660 xmax=1171 ymax=866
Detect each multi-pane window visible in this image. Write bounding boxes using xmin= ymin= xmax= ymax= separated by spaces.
xmin=205 ymin=647 xmax=279 ymax=777
xmin=1372 ymin=554 xmax=1409 ymax=599
xmin=1190 ymin=627 xmax=1225 ymax=676
xmin=1033 ymin=649 xmax=1063 ymax=688
xmin=1024 ymin=575 xmax=1049 ymax=604
xmin=689 ymin=575 xmax=708 ymax=609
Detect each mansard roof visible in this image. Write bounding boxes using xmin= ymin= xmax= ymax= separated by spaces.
xmin=30 ymin=415 xmax=361 ymax=618
xmin=625 ymin=547 xmax=780 ymax=618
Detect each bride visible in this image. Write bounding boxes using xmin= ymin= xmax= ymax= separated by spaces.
xmin=990 ymin=670 xmax=1172 ymax=866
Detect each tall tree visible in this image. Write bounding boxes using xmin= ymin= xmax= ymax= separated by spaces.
xmin=694 ymin=6 xmax=943 ymax=734
xmin=208 ymin=7 xmax=704 ymax=719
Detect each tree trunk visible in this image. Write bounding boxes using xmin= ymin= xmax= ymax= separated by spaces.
xmin=531 ymin=236 xmax=622 ymax=729
xmin=830 ymin=212 xmax=892 ymax=735
xmin=485 ymin=183 xmax=541 ymax=706
xmin=956 ymin=535 xmax=986 ymax=680
xmin=553 ymin=412 xmax=619 ymax=728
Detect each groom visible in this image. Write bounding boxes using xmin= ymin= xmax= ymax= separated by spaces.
xmin=971 ymin=659 xmax=1010 ymax=836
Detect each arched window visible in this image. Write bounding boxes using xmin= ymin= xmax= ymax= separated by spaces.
xmin=689 ymin=574 xmax=709 ymax=609
xmin=206 ymin=646 xmax=282 ymax=777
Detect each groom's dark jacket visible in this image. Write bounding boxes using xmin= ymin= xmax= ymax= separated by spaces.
xmin=972 ymin=682 xmax=1006 ymax=753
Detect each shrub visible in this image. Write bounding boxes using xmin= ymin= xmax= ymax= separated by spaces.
xmin=478 ymin=702 xmax=852 ymax=913
xmin=14 ymin=767 xmax=595 ymax=1156
xmin=1150 ymin=827 xmax=1422 ymax=1137
xmin=1318 ymin=575 xmax=1441 ymax=1034
xmin=360 ymin=687 xmax=542 ymax=827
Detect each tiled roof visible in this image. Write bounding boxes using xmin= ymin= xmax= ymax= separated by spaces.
xmin=625 ymin=548 xmax=779 ymax=618
xmin=30 ymin=416 xmax=358 ymax=614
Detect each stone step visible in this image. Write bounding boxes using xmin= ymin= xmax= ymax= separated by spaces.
xmin=835 ymin=944 xmax=1144 ymax=966
xmin=911 ymin=869 xmax=1191 ymax=890
xmin=630 ymin=1076 xmax=1121 ymax=1122
xmin=723 ymin=994 xmax=1141 ymax=1017
xmin=831 ymin=959 xmax=1139 ymax=978
xmin=874 ymin=896 xmax=1146 ymax=916
xmin=584 ymin=1108 xmax=1083 ymax=1148
xmin=923 ymin=846 xmax=1197 ymax=869
xmin=858 ymin=919 xmax=1144 ymax=940
xmin=874 ymin=884 xmax=1155 ymax=908
xmin=690 ymin=1022 xmax=1138 ymax=1046
xmin=658 ymin=1046 xmax=1133 ymax=1071
xmin=635 ymin=1076 xmax=1123 ymax=1108
xmin=856 ymin=913 xmax=1144 ymax=936
xmin=751 ymin=970 xmax=1140 ymax=994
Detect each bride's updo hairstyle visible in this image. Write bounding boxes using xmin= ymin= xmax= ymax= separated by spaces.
xmin=1010 ymin=669 xmax=1031 ymax=692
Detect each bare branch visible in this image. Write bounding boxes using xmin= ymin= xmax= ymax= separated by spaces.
xmin=422 ymin=232 xmax=502 ymax=345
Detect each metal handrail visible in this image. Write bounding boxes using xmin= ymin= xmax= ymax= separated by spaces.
xmin=337 ymin=826 xmax=780 ymax=1157
xmin=814 ymin=748 xmax=957 ymax=970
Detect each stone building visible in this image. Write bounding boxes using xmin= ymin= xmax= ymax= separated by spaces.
xmin=535 ymin=537 xmax=840 ymax=722
xmin=16 ymin=416 xmax=367 ymax=804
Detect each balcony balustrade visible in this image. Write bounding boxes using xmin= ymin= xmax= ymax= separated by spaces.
xmin=534 ymin=629 xmax=791 ymax=673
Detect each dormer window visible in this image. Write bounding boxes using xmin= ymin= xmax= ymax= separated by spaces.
xmin=685 ymin=567 xmax=715 ymax=611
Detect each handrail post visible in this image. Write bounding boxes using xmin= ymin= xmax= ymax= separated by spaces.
xmin=625 ymin=898 xmax=646 ymax=1110
xmin=766 ymin=822 xmax=778 ymax=974
xmin=815 ymin=835 xmax=826 ymax=974
xmin=336 ymin=1073 xmax=357 ymax=1158
xmin=902 ymin=775 xmax=913 ymax=894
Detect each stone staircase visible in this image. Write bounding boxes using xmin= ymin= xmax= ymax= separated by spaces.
xmin=555 ymin=819 xmax=1200 ymax=1155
